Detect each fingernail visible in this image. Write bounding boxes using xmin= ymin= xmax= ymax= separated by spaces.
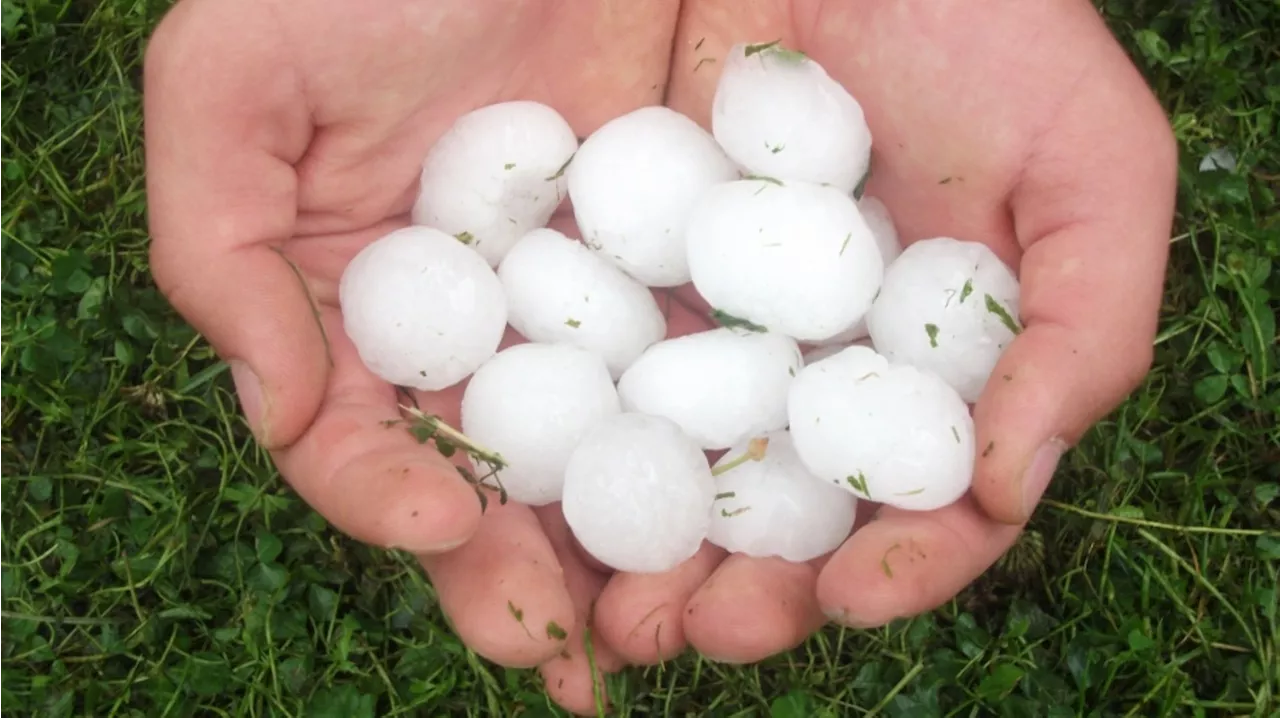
xmin=824 ymin=605 xmax=880 ymax=629
xmin=229 ymin=359 xmax=269 ymax=444
xmin=1021 ymin=437 xmax=1067 ymax=519
xmin=399 ymin=534 xmax=468 ymax=555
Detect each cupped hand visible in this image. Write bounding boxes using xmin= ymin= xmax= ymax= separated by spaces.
xmin=145 ymin=0 xmax=1179 ymax=713
xmin=580 ymin=0 xmax=1178 ymax=679
xmin=143 ymin=0 xmax=687 ymax=709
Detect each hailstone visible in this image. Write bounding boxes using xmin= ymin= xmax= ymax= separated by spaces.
xmin=616 ymin=328 xmax=802 ymax=450
xmin=865 ymin=237 xmax=1021 ymax=403
xmin=567 ymin=105 xmax=739 ymax=286
xmin=339 ymin=226 xmax=507 ymax=391
xmin=711 ymin=42 xmax=871 ymax=193
xmin=561 ymin=413 xmax=716 ymax=573
xmin=411 ymin=101 xmax=578 ymax=266
xmin=460 ymin=343 xmax=621 ymax=506
xmin=685 ymin=178 xmax=884 ymax=342
xmin=818 ymin=195 xmax=903 ymax=344
xmin=787 ymin=345 xmax=975 ymax=511
xmin=858 ymin=195 xmax=902 ymax=267
xmin=708 ymin=430 xmax=857 ymax=562
xmin=498 ymin=228 xmax=666 ymax=379
xmin=802 ymin=337 xmax=873 ymax=366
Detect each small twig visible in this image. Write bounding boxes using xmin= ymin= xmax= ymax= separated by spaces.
xmin=711 ymin=436 xmax=769 ymax=476
xmin=1041 ymin=499 xmax=1274 ymax=537
xmin=393 ymin=404 xmax=510 ymax=510
xmin=269 ymin=245 xmax=333 ymax=368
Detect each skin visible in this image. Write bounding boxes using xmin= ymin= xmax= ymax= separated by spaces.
xmin=144 ymin=0 xmax=1176 ymax=714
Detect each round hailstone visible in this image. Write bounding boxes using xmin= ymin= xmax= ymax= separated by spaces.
xmin=616 ymin=328 xmax=802 ymax=450
xmin=802 ymin=337 xmax=873 ymax=366
xmin=567 ymin=105 xmax=740 ymax=287
xmin=814 ymin=195 xmax=904 ymax=345
xmin=339 ymin=226 xmax=507 ymax=391
xmin=707 ymin=430 xmax=857 ymax=562
xmin=460 ymin=343 xmax=621 ymax=506
xmin=865 ymin=237 xmax=1021 ymax=403
xmin=686 ymin=178 xmax=884 ymax=342
xmin=787 ymin=345 xmax=975 ymax=511
xmin=411 ymin=101 xmax=578 ymax=266
xmin=561 ymin=413 xmax=716 ymax=573
xmin=858 ymin=195 xmax=902 ymax=266
xmin=711 ymin=42 xmax=871 ymax=193
xmin=498 ymin=228 xmax=666 ymax=379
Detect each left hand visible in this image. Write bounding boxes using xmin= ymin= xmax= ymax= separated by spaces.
xmin=541 ymin=0 xmax=1178 ymax=709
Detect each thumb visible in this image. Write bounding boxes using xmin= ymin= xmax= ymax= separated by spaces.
xmin=144 ymin=0 xmax=327 ymax=449
xmin=971 ymin=60 xmax=1178 ymax=525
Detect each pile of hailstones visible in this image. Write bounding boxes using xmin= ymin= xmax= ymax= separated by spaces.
xmin=340 ymin=42 xmax=1022 ymax=574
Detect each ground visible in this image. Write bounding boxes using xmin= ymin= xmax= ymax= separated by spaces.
xmin=1 ymin=0 xmax=1277 ymax=716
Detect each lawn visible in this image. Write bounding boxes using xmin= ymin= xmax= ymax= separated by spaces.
xmin=2 ymin=0 xmax=1277 ymax=716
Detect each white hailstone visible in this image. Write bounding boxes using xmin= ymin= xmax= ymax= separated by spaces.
xmin=567 ymin=105 xmax=740 ymax=287
xmin=498 ymin=228 xmax=666 ymax=379
xmin=708 ymin=430 xmax=857 ymax=562
xmin=685 ymin=178 xmax=884 ymax=342
xmin=802 ymin=337 xmax=873 ymax=366
xmin=819 ymin=195 xmax=904 ymax=344
xmin=787 ymin=345 xmax=975 ymax=512
xmin=858 ymin=195 xmax=902 ymax=266
xmin=616 ymin=328 xmax=802 ymax=450
xmin=865 ymin=237 xmax=1021 ymax=403
xmin=460 ymin=343 xmax=621 ymax=506
xmin=339 ymin=226 xmax=507 ymax=391
xmin=1198 ymin=147 xmax=1237 ymax=173
xmin=411 ymin=101 xmax=578 ymax=266
xmin=711 ymin=42 xmax=871 ymax=193
xmin=561 ymin=413 xmax=716 ymax=573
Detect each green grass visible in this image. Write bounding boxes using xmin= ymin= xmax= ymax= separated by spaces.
xmin=2 ymin=0 xmax=1278 ymax=716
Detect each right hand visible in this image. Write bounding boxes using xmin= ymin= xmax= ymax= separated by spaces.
xmin=143 ymin=0 xmax=684 ymax=710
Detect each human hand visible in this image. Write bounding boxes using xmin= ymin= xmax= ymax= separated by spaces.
xmin=573 ymin=0 xmax=1178 ymax=676
xmin=142 ymin=0 xmax=689 ymax=708
xmin=145 ymin=0 xmax=1178 ymax=712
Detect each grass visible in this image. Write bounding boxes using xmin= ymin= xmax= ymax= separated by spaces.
xmin=1 ymin=0 xmax=1277 ymax=716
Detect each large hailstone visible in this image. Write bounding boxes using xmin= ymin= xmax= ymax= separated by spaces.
xmin=803 ymin=337 xmax=873 ymax=366
xmin=787 ymin=345 xmax=975 ymax=512
xmin=814 ymin=195 xmax=904 ymax=345
xmin=339 ymin=226 xmax=507 ymax=391
xmin=711 ymin=42 xmax=872 ymax=193
xmin=616 ymin=328 xmax=802 ymax=450
xmin=865 ymin=237 xmax=1021 ymax=403
xmin=858 ymin=195 xmax=902 ymax=267
xmin=567 ymin=105 xmax=740 ymax=286
xmin=411 ymin=101 xmax=578 ymax=266
xmin=498 ymin=228 xmax=666 ymax=379
xmin=707 ymin=430 xmax=857 ymax=562
xmin=561 ymin=413 xmax=716 ymax=573
xmin=460 ymin=344 xmax=621 ymax=506
xmin=686 ymin=178 xmax=884 ymax=342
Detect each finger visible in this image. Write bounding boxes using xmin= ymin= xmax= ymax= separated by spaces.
xmin=535 ymin=505 xmax=625 ymax=716
xmin=144 ymin=1 xmax=325 ymax=449
xmin=418 ymin=499 xmax=576 ymax=669
xmin=683 ymin=554 xmax=826 ymax=663
xmin=594 ymin=542 xmax=726 ymax=664
xmin=817 ymin=497 xmax=1021 ymax=627
xmin=973 ymin=23 xmax=1177 ymax=524
xmin=270 ymin=308 xmax=482 ymax=552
